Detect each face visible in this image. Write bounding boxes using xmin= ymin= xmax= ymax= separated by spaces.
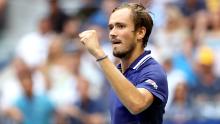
xmin=14 ymin=58 xmax=33 ymax=97
xmin=63 ymin=19 xmax=80 ymax=37
xmin=39 ymin=19 xmax=51 ymax=34
xmin=21 ymin=77 xmax=33 ymax=97
xmin=108 ymin=8 xmax=137 ymax=58
xmin=211 ymin=12 xmax=220 ymax=28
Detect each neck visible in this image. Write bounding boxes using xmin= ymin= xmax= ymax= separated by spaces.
xmin=121 ymin=45 xmax=144 ymax=73
xmin=25 ymin=93 xmax=33 ymax=100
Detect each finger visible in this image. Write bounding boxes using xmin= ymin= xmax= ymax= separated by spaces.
xmin=80 ymin=37 xmax=88 ymax=45
xmin=80 ymin=41 xmax=85 ymax=45
xmin=79 ymin=32 xmax=85 ymax=38
xmin=79 ymin=30 xmax=92 ymax=38
xmin=79 ymin=33 xmax=88 ymax=41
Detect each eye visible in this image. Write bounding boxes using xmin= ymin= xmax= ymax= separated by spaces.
xmin=108 ymin=25 xmax=113 ymax=30
xmin=116 ymin=24 xmax=125 ymax=29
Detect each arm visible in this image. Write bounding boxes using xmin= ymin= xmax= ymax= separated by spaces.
xmin=98 ymin=56 xmax=153 ymax=114
xmin=4 ymin=107 xmax=23 ymax=123
xmin=58 ymin=105 xmax=105 ymax=124
xmin=79 ymin=30 xmax=154 ymax=115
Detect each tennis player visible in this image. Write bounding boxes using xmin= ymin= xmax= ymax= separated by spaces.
xmin=79 ymin=3 xmax=168 ymax=124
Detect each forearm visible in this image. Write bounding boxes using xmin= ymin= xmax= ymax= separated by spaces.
xmin=98 ymin=57 xmax=150 ymax=114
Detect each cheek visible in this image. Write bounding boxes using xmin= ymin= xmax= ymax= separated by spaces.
xmin=120 ymin=30 xmax=135 ymax=42
xmin=121 ymin=31 xmax=136 ymax=45
xmin=121 ymin=31 xmax=131 ymax=39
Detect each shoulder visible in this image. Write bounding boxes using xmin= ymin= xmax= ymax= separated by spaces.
xmin=138 ymin=58 xmax=167 ymax=82
xmin=14 ymin=96 xmax=26 ymax=107
xmin=136 ymin=58 xmax=168 ymax=103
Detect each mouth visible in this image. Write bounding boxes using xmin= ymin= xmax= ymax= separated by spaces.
xmin=111 ymin=39 xmax=122 ymax=45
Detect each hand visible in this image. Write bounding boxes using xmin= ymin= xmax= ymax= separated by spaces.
xmin=87 ymin=114 xmax=105 ymax=124
xmin=5 ymin=107 xmax=23 ymax=122
xmin=58 ymin=105 xmax=80 ymax=118
xmin=79 ymin=30 xmax=105 ymax=58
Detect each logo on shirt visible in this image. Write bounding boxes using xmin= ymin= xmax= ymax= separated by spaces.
xmin=145 ymin=79 xmax=158 ymax=89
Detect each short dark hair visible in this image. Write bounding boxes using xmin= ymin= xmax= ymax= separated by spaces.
xmin=112 ymin=3 xmax=153 ymax=47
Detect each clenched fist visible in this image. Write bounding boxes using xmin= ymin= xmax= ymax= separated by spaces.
xmin=79 ymin=30 xmax=105 ymax=59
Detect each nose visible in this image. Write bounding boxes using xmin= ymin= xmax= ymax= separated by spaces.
xmin=109 ymin=28 xmax=117 ymax=39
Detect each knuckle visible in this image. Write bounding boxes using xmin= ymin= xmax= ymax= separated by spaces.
xmin=91 ymin=30 xmax=96 ymax=34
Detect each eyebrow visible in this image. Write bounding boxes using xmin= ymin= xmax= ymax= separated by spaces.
xmin=108 ymin=22 xmax=126 ymax=27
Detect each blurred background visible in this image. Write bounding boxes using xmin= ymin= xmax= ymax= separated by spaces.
xmin=0 ymin=0 xmax=220 ymax=124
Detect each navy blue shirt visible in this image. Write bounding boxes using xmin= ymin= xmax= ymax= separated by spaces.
xmin=110 ymin=50 xmax=168 ymax=124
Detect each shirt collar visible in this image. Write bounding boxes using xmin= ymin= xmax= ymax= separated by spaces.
xmin=117 ymin=50 xmax=151 ymax=71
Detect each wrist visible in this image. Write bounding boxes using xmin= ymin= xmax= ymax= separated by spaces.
xmin=96 ymin=55 xmax=108 ymax=62
xmin=94 ymin=49 xmax=106 ymax=59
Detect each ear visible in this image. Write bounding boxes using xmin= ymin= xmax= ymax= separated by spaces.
xmin=136 ymin=27 xmax=146 ymax=41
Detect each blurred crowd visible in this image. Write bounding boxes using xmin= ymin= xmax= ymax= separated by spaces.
xmin=0 ymin=0 xmax=220 ymax=124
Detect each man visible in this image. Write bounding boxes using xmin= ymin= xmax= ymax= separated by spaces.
xmin=79 ymin=3 xmax=168 ymax=124
xmin=5 ymin=58 xmax=55 ymax=124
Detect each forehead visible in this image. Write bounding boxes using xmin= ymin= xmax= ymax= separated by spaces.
xmin=109 ymin=8 xmax=133 ymax=25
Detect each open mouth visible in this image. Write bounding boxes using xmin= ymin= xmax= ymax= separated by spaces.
xmin=113 ymin=42 xmax=121 ymax=45
xmin=111 ymin=39 xmax=122 ymax=45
